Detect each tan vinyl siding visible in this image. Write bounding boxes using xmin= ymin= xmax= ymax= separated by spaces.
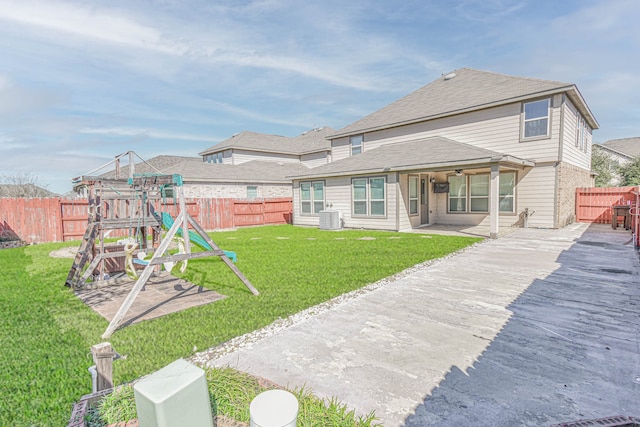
xmin=293 ymin=173 xmax=398 ymax=230
xmin=515 ymin=164 xmax=556 ymax=228
xmin=397 ymin=174 xmax=413 ymax=231
xmin=560 ymin=99 xmax=592 ymax=170
xmin=301 ymin=151 xmax=330 ymax=168
xmin=331 ymin=136 xmax=351 ymax=162
xmin=232 ymin=149 xmax=299 ymax=165
xmin=332 ymin=101 xmax=563 ymax=164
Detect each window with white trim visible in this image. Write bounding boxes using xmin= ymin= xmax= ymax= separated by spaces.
xmin=352 ymin=176 xmax=386 ymax=216
xmin=448 ymin=175 xmax=466 ymax=212
xmin=469 ymin=175 xmax=489 ymax=212
xmin=350 ymin=135 xmax=363 ymax=155
xmin=448 ymin=172 xmax=516 ymax=213
xmin=409 ymin=175 xmax=419 ymax=215
xmin=204 ymin=153 xmax=224 ymax=163
xmin=300 ymin=181 xmax=325 ymax=215
xmin=499 ymin=172 xmax=516 ymax=213
xmin=247 ymin=186 xmax=257 ymax=199
xmin=522 ymin=99 xmax=550 ymax=139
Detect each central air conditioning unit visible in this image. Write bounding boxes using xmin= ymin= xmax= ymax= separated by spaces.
xmin=319 ymin=210 xmax=341 ymax=230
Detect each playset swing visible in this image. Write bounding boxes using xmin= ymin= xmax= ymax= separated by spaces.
xmin=67 ymin=151 xmax=258 ymax=338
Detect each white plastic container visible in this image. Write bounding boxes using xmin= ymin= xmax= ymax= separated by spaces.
xmin=250 ymin=389 xmax=299 ymax=427
xmin=134 ymin=359 xmax=213 ymax=427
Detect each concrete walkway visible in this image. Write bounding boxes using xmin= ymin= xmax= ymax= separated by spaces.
xmin=198 ymin=223 xmax=640 ymax=426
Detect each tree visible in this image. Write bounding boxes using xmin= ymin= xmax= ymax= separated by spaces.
xmin=590 ymin=148 xmax=618 ymax=187
xmin=618 ymin=157 xmax=640 ymax=186
xmin=0 ymin=173 xmax=54 ymax=197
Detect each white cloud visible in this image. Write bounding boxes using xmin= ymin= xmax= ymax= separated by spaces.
xmin=0 ymin=74 xmax=61 ymax=116
xmin=0 ymin=1 xmax=172 ymax=53
xmin=79 ymin=127 xmax=221 ymax=143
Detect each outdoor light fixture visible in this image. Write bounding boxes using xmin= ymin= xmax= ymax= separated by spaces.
xmin=430 ymin=177 xmax=436 ymax=183
xmin=455 ymin=169 xmax=464 ymax=176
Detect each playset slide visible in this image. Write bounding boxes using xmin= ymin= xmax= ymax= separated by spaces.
xmin=160 ymin=212 xmax=237 ymax=262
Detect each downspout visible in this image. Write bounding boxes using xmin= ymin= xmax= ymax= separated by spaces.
xmin=555 ymin=94 xmax=565 ymax=229
xmin=395 ymin=172 xmax=400 ymax=231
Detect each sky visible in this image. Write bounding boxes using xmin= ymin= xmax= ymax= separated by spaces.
xmin=0 ymin=0 xmax=638 ymax=194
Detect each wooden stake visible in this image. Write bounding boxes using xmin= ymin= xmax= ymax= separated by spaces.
xmin=91 ymin=342 xmax=115 ymax=392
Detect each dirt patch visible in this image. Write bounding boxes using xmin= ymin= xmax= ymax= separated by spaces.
xmin=50 ymin=246 xmax=78 ymax=258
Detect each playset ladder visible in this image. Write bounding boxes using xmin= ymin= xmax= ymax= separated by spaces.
xmin=65 ymin=222 xmax=99 ymax=287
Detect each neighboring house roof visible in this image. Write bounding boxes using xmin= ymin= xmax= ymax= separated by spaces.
xmin=96 ymin=154 xmax=306 ymax=184
xmin=99 ymin=155 xmax=203 ymax=178
xmin=289 ymin=136 xmax=534 ymax=179
xmin=601 ymin=137 xmax=640 ymax=158
xmin=165 ymin=160 xmax=310 ymax=183
xmin=593 ymin=143 xmax=635 ymax=162
xmin=0 ymin=184 xmax=58 ymax=197
xmin=330 ymin=68 xmax=599 ymax=139
xmin=198 ymin=126 xmax=334 ymax=157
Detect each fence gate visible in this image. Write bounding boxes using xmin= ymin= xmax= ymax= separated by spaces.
xmin=575 ymin=186 xmax=637 ymax=224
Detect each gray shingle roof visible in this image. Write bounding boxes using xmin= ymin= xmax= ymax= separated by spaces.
xmin=99 ymin=155 xmax=203 ymax=178
xmin=198 ymin=126 xmax=334 ymax=156
xmin=165 ymin=160 xmax=310 ymax=183
xmin=330 ymin=68 xmax=598 ymax=138
xmin=0 ymin=184 xmax=58 ymax=197
xmin=601 ymin=137 xmax=640 ymax=158
xmin=289 ymin=136 xmax=533 ymax=179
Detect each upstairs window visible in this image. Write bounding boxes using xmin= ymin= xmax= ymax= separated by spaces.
xmin=300 ymin=181 xmax=325 ymax=215
xmin=204 ymin=153 xmax=224 ymax=163
xmin=350 ymin=135 xmax=363 ymax=155
xmin=523 ymin=99 xmax=550 ymax=139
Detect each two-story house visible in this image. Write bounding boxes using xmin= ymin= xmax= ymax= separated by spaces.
xmin=198 ymin=126 xmax=334 ymax=169
xmin=290 ymin=68 xmax=599 ymax=237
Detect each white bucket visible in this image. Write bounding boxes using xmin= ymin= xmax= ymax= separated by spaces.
xmin=250 ymin=390 xmax=298 ymax=427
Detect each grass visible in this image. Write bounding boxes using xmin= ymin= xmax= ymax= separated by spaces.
xmin=94 ymin=367 xmax=380 ymax=426
xmin=0 ymin=224 xmax=481 ymax=426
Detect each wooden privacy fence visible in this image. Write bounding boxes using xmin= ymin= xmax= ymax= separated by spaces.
xmin=575 ymin=186 xmax=638 ymax=224
xmin=0 ymin=197 xmax=293 ymax=244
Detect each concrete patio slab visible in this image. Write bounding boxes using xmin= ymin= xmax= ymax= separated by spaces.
xmin=196 ymin=223 xmax=640 ymax=426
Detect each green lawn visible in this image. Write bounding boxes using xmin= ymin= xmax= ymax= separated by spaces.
xmin=0 ymin=224 xmax=481 ymax=426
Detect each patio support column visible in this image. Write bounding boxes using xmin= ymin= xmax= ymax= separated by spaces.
xmin=490 ymin=164 xmax=500 ymax=239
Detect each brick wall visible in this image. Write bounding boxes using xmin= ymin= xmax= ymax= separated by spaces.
xmin=556 ymin=162 xmax=592 ymax=227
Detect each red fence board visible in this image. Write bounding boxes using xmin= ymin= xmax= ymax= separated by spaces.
xmin=0 ymin=197 xmax=293 ymax=243
xmin=575 ymin=187 xmax=637 ymax=224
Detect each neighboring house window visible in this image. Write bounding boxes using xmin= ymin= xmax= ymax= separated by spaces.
xmin=522 ymin=98 xmax=550 ymax=139
xmin=448 ymin=172 xmax=516 ymax=213
xmin=300 ymin=181 xmax=325 ymax=215
xmin=352 ymin=177 xmax=386 ymax=216
xmin=247 ymin=186 xmax=257 ymax=199
xmin=350 ymin=135 xmax=363 ymax=155
xmin=409 ymin=175 xmax=419 ymax=215
xmin=204 ymin=153 xmax=224 ymax=163
xmin=469 ymin=175 xmax=489 ymax=213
